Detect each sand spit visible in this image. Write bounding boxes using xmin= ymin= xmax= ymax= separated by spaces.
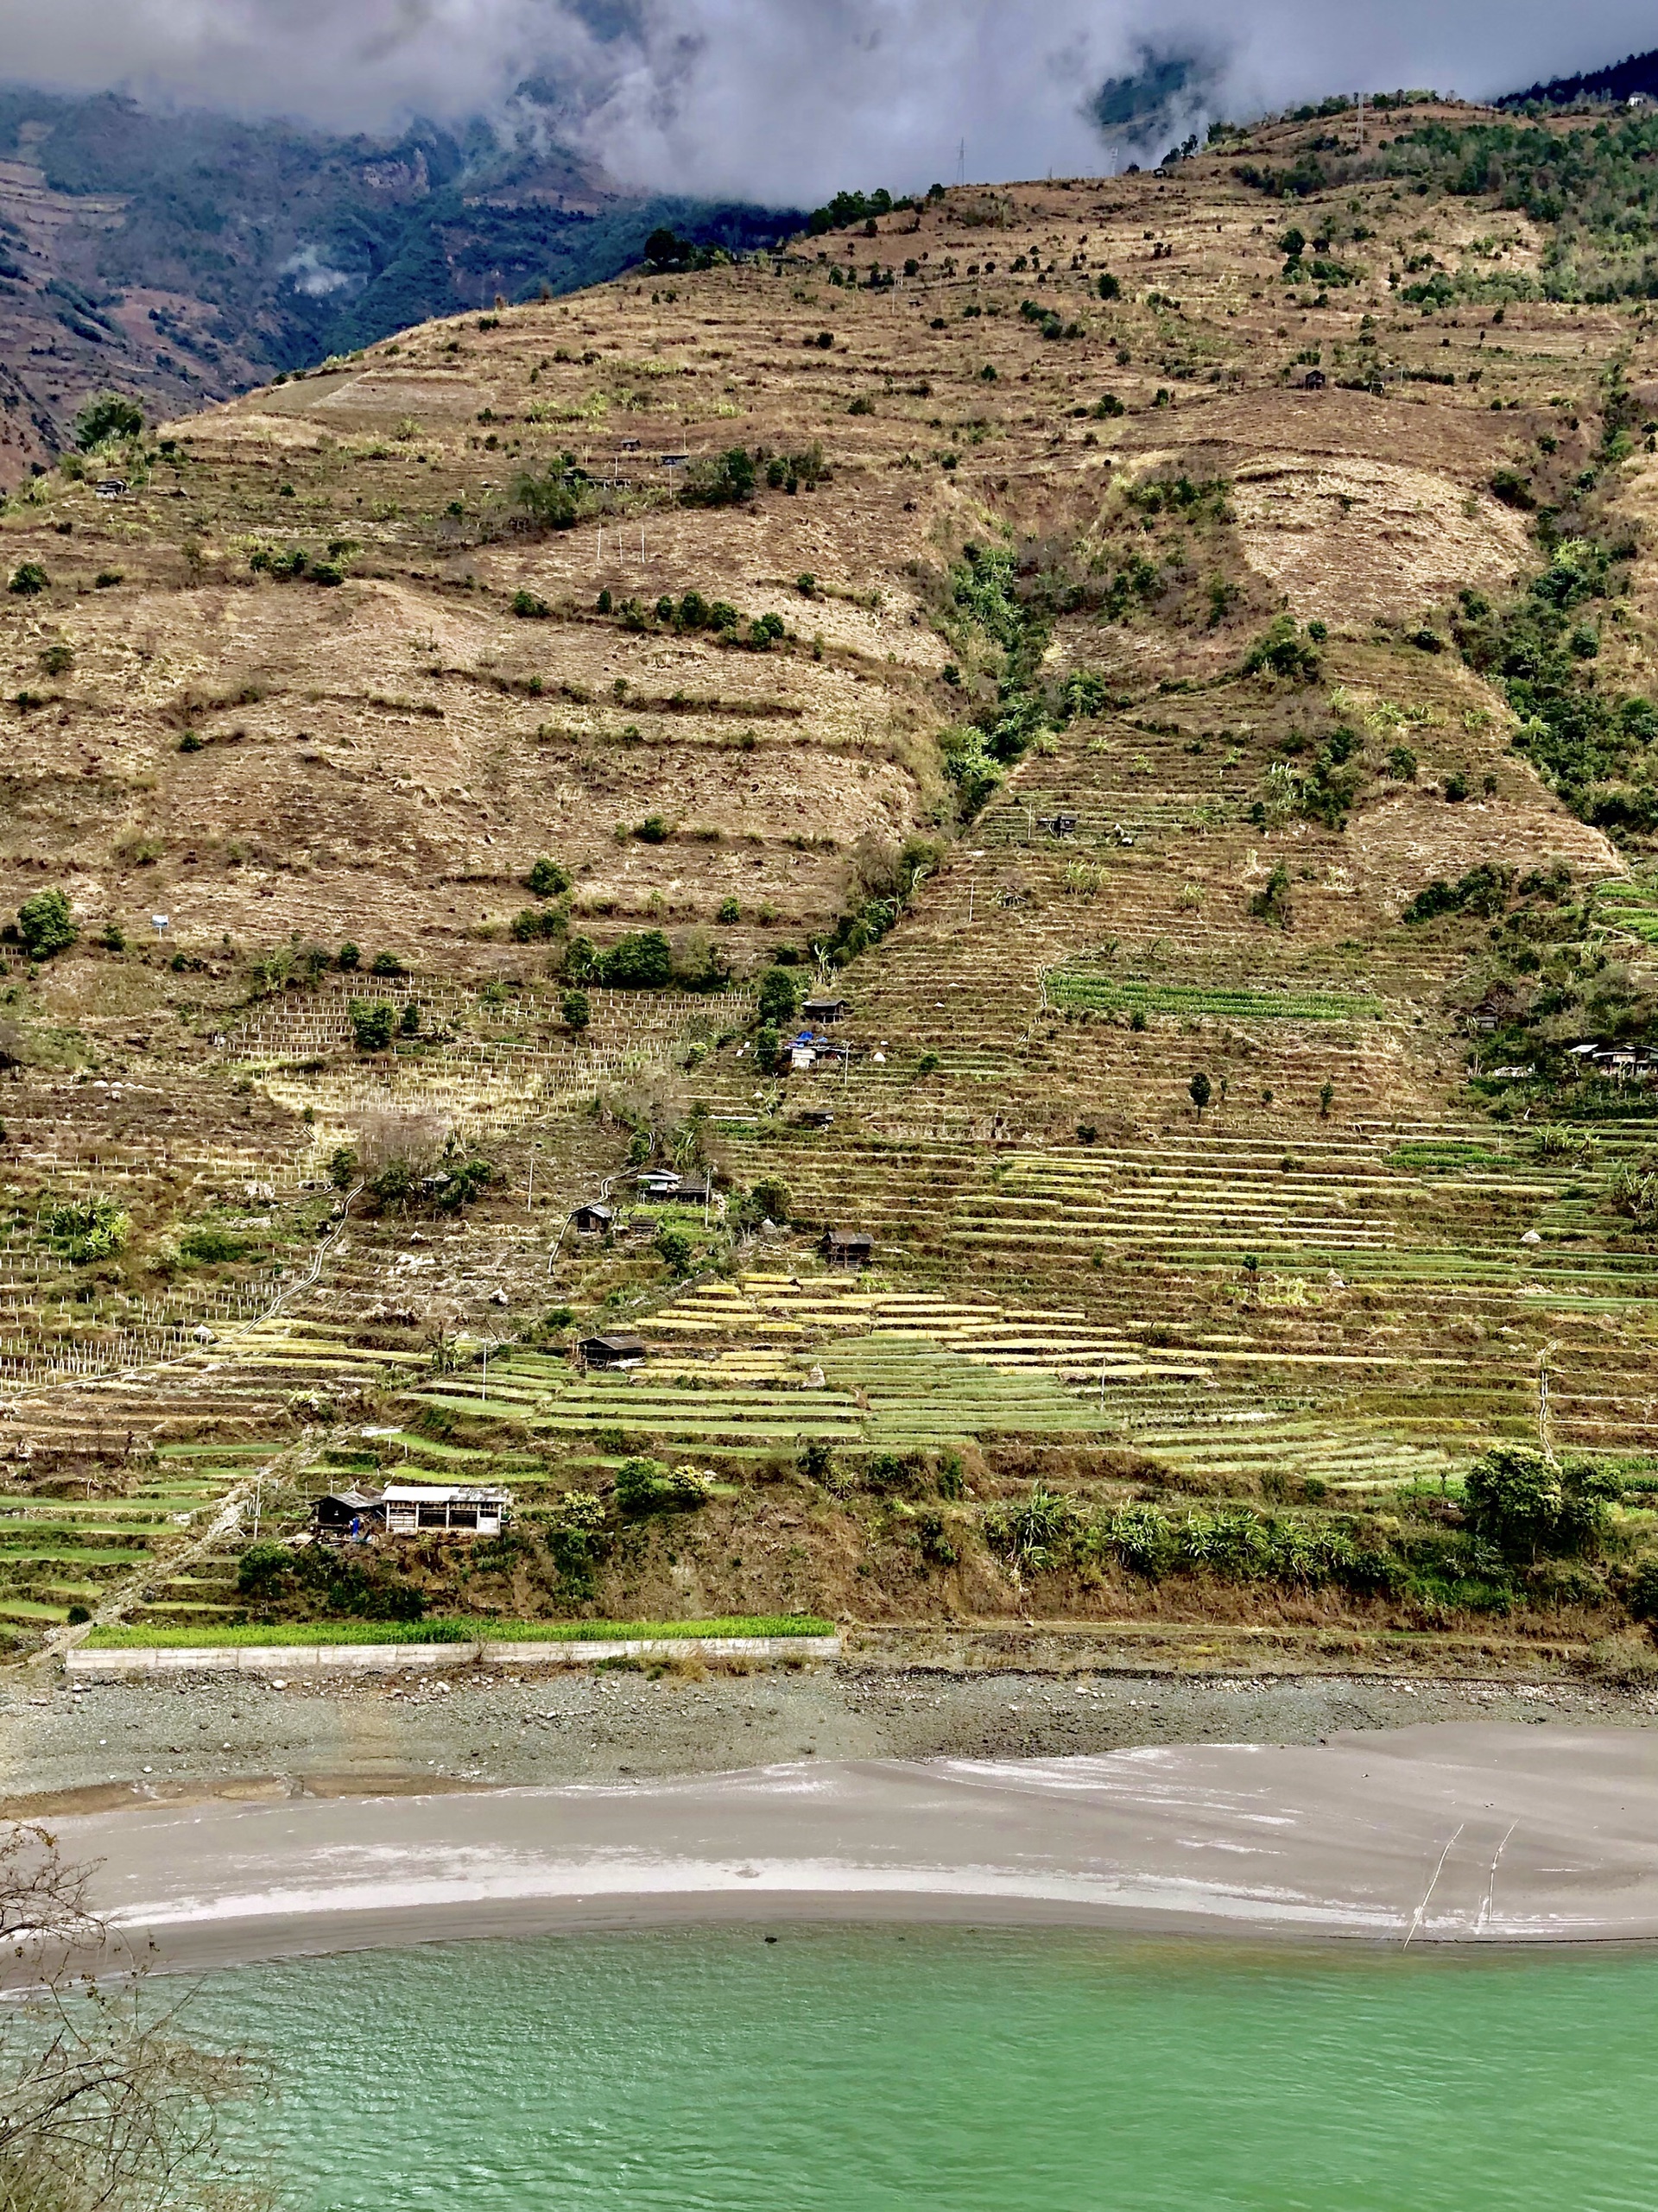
xmin=59 ymin=1723 xmax=1658 ymax=1969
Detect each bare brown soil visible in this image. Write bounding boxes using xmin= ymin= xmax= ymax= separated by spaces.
xmin=0 ymin=101 xmax=1653 ymax=1681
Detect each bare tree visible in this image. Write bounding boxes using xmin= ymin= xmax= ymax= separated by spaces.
xmin=0 ymin=1823 xmax=276 ymax=2212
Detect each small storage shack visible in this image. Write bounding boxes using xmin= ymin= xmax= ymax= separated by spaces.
xmin=822 ymin=1229 xmax=875 ymax=1268
xmin=381 ymin=1483 xmax=512 ymax=1537
xmin=571 ymin=1200 xmax=616 ymax=1234
xmin=636 ymin=1169 xmax=680 ymax=1198
xmin=802 ymin=995 xmax=849 ymax=1023
xmin=312 ymin=1488 xmax=385 ymax=1542
xmin=579 ymin=1331 xmax=648 ymax=1369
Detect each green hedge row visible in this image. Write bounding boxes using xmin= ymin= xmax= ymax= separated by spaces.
xmin=84 ymin=1615 xmax=835 ymax=1650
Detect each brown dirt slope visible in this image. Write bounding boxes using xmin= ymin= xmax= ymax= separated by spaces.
xmin=0 ymin=100 xmax=1654 ymax=1665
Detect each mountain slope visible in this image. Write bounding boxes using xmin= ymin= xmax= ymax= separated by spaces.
xmin=0 ymin=96 xmax=1655 ymax=1665
xmin=0 ymin=83 xmax=794 ymax=475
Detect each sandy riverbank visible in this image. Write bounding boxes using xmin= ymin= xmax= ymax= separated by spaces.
xmin=6 ymin=1663 xmax=1657 ymax=1814
xmin=52 ymin=1722 xmax=1658 ymax=1969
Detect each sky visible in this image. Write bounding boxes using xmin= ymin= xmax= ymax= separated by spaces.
xmin=1 ymin=0 xmax=1656 ymax=203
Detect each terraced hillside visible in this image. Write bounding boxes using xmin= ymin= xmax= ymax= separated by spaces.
xmin=2 ymin=97 xmax=1658 ymax=1664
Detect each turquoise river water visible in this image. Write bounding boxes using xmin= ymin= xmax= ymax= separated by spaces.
xmin=195 ymin=1926 xmax=1658 ymax=2211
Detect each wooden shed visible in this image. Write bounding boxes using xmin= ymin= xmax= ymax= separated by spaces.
xmin=579 ymin=1331 xmax=648 ymax=1368
xmin=822 ymin=1229 xmax=875 ymax=1268
xmin=381 ymin=1483 xmax=512 ymax=1537
xmin=572 ymin=1201 xmax=616 ymax=1234
xmin=311 ymin=1488 xmax=385 ymax=1542
xmin=803 ymin=995 xmax=849 ymax=1023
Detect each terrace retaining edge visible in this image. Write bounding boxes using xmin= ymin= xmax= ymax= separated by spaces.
xmin=65 ymin=1634 xmax=841 ymax=1676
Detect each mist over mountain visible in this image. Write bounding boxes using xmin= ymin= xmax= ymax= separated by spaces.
xmin=6 ymin=2 xmax=1658 ymax=202
xmin=0 ymin=80 xmax=794 ymax=471
xmin=1501 ymin=46 xmax=1658 ymax=109
xmin=5 ymin=4 xmax=1658 ymax=467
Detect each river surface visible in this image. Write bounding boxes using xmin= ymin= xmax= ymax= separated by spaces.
xmin=196 ymin=1924 xmax=1658 ymax=2210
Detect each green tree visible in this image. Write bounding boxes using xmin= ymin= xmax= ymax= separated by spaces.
xmin=655 ymin=1224 xmax=694 ymax=1273
xmin=7 ymin=562 xmax=47 ymax=597
xmin=368 ymin=1158 xmax=419 ymax=1210
xmin=1463 ymin=1444 xmax=1618 ymax=1561
xmin=614 ymin=1456 xmax=709 ymax=1514
xmin=435 ymin=1156 xmax=492 ymax=1213
xmin=681 ymin=446 xmax=756 ymax=507
xmin=348 ymin=1000 xmax=396 ymax=1051
xmin=515 ymin=460 xmax=583 ymax=529
xmin=561 ymin=989 xmax=591 ymax=1033
xmin=1189 ymin=1071 xmax=1212 ymax=1115
xmin=599 ymin=931 xmax=674 ymax=988
xmin=16 ymin=888 xmax=76 ymax=959
xmin=756 ymin=965 xmax=802 ymax=1027
xmin=525 ymin=856 xmax=570 ymax=896
xmin=327 ymin=1145 xmax=359 ymax=1190
xmin=73 ymin=392 xmax=144 ymax=448
xmin=236 ymin=1540 xmax=296 ymax=1599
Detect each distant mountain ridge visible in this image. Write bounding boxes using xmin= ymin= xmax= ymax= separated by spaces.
xmin=1500 ymin=47 xmax=1658 ymax=110
xmin=0 ymin=82 xmax=795 ymax=478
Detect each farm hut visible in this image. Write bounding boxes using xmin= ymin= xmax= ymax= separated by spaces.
xmin=579 ymin=1331 xmax=648 ymax=1369
xmin=1302 ymin=370 xmax=1326 ymax=390
xmin=822 ymin=1229 xmax=875 ymax=1268
xmin=677 ymin=1174 xmax=711 ymax=1204
xmin=794 ymin=1108 xmax=835 ymax=1129
xmin=571 ymin=1201 xmax=616 ymax=1234
xmin=802 ymin=995 xmax=849 ymax=1023
xmin=381 ymin=1483 xmax=511 ymax=1537
xmin=1037 ymin=813 xmax=1079 ymax=837
xmin=636 ymin=1169 xmax=680 ymax=1198
xmin=312 ymin=1488 xmax=386 ymax=1542
xmin=1467 ymin=985 xmax=1517 ymax=1034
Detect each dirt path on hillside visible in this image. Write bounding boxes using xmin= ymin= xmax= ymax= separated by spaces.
xmin=4 ymin=1664 xmax=1655 ymax=1815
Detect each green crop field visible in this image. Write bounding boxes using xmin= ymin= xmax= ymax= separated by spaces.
xmin=1045 ymin=974 xmax=1388 ymax=1021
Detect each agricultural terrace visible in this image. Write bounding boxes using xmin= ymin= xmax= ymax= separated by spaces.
xmin=0 ymin=101 xmax=1655 ymax=1666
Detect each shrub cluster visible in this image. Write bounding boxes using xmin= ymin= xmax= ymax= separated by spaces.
xmin=13 ymin=888 xmax=76 ymax=960
xmin=1453 ymin=548 xmax=1658 ymax=830
xmin=613 ymin=1457 xmax=712 ymax=1514
xmin=41 ymin=1194 xmax=129 ymax=1265
xmin=1402 ymin=863 xmax=1517 ymax=925
xmin=564 ymin=928 xmax=730 ymax=992
xmin=237 ymin=1539 xmax=426 ymax=1621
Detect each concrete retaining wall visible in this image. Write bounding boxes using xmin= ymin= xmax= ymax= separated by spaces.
xmin=66 ymin=1634 xmax=841 ymax=1677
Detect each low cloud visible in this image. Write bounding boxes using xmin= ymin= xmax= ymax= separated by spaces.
xmin=4 ymin=0 xmax=1658 ymax=202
